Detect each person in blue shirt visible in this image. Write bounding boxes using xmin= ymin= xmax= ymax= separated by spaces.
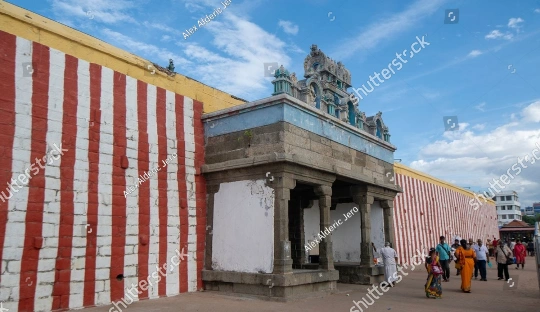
xmin=435 ymin=236 xmax=452 ymax=282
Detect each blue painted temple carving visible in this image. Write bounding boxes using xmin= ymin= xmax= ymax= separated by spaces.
xmin=271 ymin=44 xmax=391 ymax=143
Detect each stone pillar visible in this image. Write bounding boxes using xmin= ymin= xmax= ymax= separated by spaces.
xmin=352 ymin=186 xmax=374 ymax=267
xmin=205 ymin=184 xmax=220 ymax=270
xmin=315 ymin=185 xmax=334 ymax=270
xmin=381 ymin=199 xmax=395 ymax=248
xmin=273 ymin=175 xmax=295 ymax=274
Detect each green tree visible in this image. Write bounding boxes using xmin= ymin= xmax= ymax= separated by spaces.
xmin=523 ymin=215 xmax=536 ymax=225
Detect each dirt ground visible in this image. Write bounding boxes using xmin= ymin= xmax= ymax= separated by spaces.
xmin=82 ymin=255 xmax=540 ymax=312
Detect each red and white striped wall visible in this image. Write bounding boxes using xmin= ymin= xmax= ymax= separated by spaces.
xmin=392 ymin=172 xmax=499 ymax=264
xmin=0 ymin=31 xmax=206 ymax=312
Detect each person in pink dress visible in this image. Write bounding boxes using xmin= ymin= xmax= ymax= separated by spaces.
xmin=513 ymin=240 xmax=526 ymax=269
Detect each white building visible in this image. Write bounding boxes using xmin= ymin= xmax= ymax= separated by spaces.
xmin=522 ymin=206 xmax=535 ymax=216
xmin=493 ymin=191 xmax=521 ymax=226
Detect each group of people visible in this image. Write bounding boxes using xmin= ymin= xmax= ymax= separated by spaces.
xmin=375 ymin=236 xmax=535 ymax=300
xmin=422 ymin=236 xmax=534 ymax=299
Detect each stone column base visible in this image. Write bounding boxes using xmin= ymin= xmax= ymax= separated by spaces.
xmin=334 ymin=263 xmax=385 ymax=285
xmin=202 ymin=269 xmax=339 ymax=301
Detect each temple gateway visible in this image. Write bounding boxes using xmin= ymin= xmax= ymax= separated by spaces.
xmin=201 ymin=44 xmax=401 ymax=299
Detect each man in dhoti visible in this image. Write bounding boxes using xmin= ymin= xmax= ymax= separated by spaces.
xmin=380 ymin=242 xmax=398 ymax=286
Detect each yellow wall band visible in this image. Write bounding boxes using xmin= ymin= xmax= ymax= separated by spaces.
xmin=394 ymin=162 xmax=496 ymax=205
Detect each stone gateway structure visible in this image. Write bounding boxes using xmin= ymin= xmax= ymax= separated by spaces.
xmin=201 ymin=45 xmax=402 ymax=298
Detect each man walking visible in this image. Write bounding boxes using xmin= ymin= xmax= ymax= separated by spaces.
xmin=527 ymin=240 xmax=535 ymax=256
xmin=473 ymin=239 xmax=490 ymax=281
xmin=496 ymin=241 xmax=512 ymax=281
xmin=452 ymin=238 xmax=461 ymax=276
xmin=510 ymin=238 xmax=516 ymax=250
xmin=380 ymin=242 xmax=398 ymax=287
xmin=487 ymin=239 xmax=494 ymax=257
xmin=436 ymin=236 xmax=452 ymax=282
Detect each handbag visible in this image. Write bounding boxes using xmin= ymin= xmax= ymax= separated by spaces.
xmin=500 ymin=246 xmax=513 ymax=265
xmin=432 ymin=264 xmax=443 ymax=275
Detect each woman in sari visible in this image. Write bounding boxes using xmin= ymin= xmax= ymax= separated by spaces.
xmin=425 ymin=249 xmax=443 ymax=299
xmin=455 ymin=239 xmax=476 ymax=293
xmin=513 ymin=240 xmax=526 ymax=269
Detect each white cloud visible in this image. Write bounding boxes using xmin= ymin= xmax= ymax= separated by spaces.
xmin=410 ymin=102 xmax=540 ymax=206
xmin=278 ymin=20 xmax=299 ymax=35
xmin=521 ymin=101 xmax=540 ymax=123
xmin=535 ymin=9 xmax=540 ymax=13
xmin=475 ymin=102 xmax=486 ymax=112
xmin=485 ymin=17 xmax=525 ymax=41
xmin=50 ymin=0 xmax=137 ymax=24
xmin=485 ymin=30 xmax=513 ymax=40
xmin=143 ymin=21 xmax=183 ymax=36
xmin=467 ymin=50 xmax=483 ymax=58
xmin=472 ymin=124 xmax=486 ymax=130
xmin=331 ymin=0 xmax=445 ymax=59
xmin=508 ymin=17 xmax=524 ymax=32
xmin=189 ymin=13 xmax=291 ymax=98
xmin=101 ymin=29 xmax=190 ymax=66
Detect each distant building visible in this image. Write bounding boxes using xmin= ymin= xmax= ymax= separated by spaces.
xmin=534 ymin=202 xmax=540 ymax=215
xmin=493 ymin=191 xmax=521 ymax=226
xmin=522 ymin=206 xmax=535 ymax=216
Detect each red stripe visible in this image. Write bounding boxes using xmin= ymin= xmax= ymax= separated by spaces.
xmin=110 ymin=71 xmax=127 ymax=301
xmin=137 ymin=81 xmax=150 ymax=299
xmin=192 ymin=99 xmax=206 ymax=290
xmin=419 ymin=181 xmax=428 ymax=250
xmin=18 ymin=42 xmax=50 ymax=312
xmin=175 ymin=95 xmax=188 ymax=293
xmin=83 ymin=63 xmax=102 ymax=306
xmin=51 ymin=54 xmax=79 ymax=310
xmin=155 ymin=87 xmax=168 ymax=296
xmin=0 ymin=31 xmax=16 ymax=287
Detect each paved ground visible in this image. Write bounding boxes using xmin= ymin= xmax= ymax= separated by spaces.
xmin=84 ymin=255 xmax=540 ymax=312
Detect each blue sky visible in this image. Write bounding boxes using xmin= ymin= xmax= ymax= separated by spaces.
xmin=9 ymin=0 xmax=540 ymax=208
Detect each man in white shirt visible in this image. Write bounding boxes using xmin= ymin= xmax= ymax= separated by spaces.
xmin=473 ymin=239 xmax=490 ymax=281
xmin=379 ymin=242 xmax=398 ymax=287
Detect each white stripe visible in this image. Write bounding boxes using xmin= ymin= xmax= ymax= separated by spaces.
xmin=1 ymin=37 xmax=33 ymax=312
xmin=146 ymin=85 xmax=159 ymax=299
xmin=395 ymin=174 xmax=404 ymax=261
xmin=95 ymin=67 xmax=114 ymax=306
xmin=124 ymin=76 xmax=139 ymax=300
xmin=183 ymin=97 xmax=197 ymax=291
xmin=66 ymin=58 xmax=91 ymax=310
xmin=165 ymin=91 xmax=180 ymax=296
xmin=33 ymin=48 xmax=66 ymax=312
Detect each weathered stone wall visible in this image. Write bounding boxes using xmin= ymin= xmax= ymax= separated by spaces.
xmin=205 ymin=122 xmax=394 ymax=185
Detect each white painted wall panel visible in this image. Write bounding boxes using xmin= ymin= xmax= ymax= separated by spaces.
xmin=212 ymin=180 xmax=274 ymax=273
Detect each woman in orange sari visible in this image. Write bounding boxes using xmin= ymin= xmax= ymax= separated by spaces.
xmin=455 ymin=239 xmax=476 ymax=293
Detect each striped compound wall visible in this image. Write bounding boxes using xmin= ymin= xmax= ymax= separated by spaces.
xmin=0 ymin=30 xmax=206 ymax=311
xmin=392 ymin=164 xmax=499 ymax=264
